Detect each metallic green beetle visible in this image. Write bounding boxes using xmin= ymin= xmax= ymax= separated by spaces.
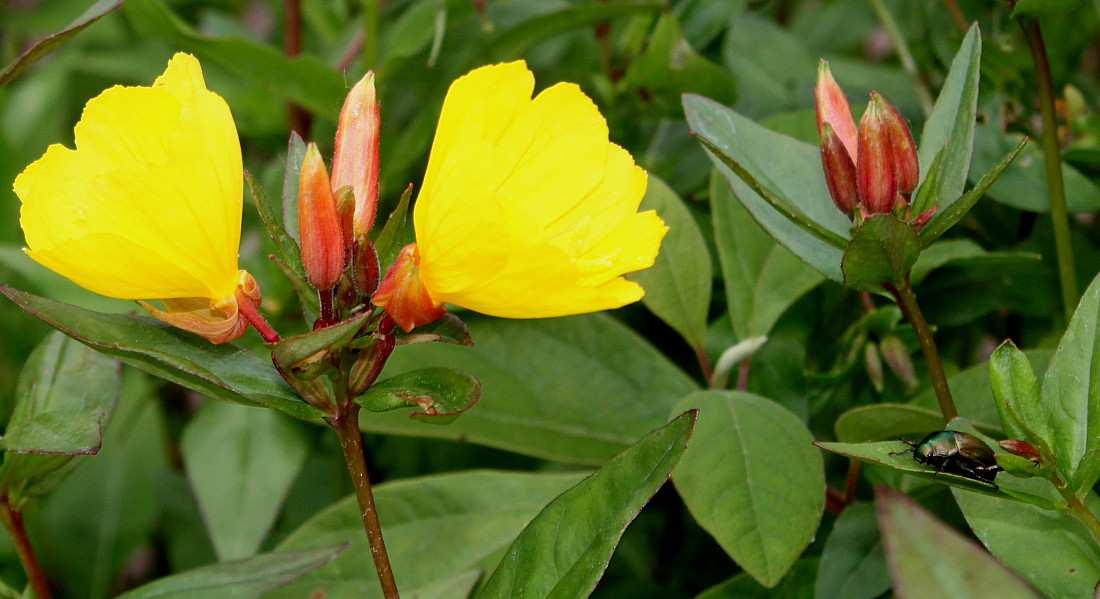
xmin=893 ymin=430 xmax=1003 ymax=486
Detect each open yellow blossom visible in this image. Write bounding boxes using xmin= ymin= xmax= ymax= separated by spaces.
xmin=377 ymin=61 xmax=666 ymax=328
xmin=14 ymin=53 xmax=255 ymax=343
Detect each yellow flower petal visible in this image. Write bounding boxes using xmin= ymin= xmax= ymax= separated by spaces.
xmin=412 ymin=61 xmax=666 ymax=319
xmin=15 ymin=53 xmax=243 ymax=302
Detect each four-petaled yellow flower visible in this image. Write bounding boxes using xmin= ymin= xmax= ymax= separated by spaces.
xmin=374 ymin=60 xmax=667 ymax=330
xmin=14 ymin=53 xmax=257 ymax=343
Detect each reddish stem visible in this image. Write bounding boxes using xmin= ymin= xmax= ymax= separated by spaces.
xmin=0 ymin=498 xmax=51 ymax=599
xmin=238 ymin=297 xmax=281 ymax=343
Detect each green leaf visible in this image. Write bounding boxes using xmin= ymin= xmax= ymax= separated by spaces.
xmin=245 ymin=170 xmax=317 ymax=321
xmin=815 ymin=504 xmax=890 ymax=599
xmin=953 ymin=482 xmax=1100 ymax=597
xmin=989 ymin=341 xmax=1050 ymax=446
xmin=683 ymin=94 xmax=849 ymax=281
xmin=115 ymin=546 xmax=345 ymax=599
xmin=0 ymin=286 xmax=321 ymax=421
xmin=629 ymin=175 xmax=712 ymax=349
xmin=919 ymin=137 xmax=1028 ymax=245
xmin=361 ymin=313 xmax=699 ymax=465
xmin=877 ymin=487 xmax=1042 ymax=599
xmin=914 ymin=24 xmax=981 ymax=214
xmin=282 ymin=132 xmax=307 ymax=245
xmin=697 ymin=557 xmax=817 ymax=598
xmin=394 ymin=314 xmax=472 ymax=347
xmin=841 ymin=214 xmax=921 ymax=291
xmin=710 ymin=170 xmax=823 ymax=339
xmin=974 ymin=126 xmax=1100 ymax=213
xmin=270 ymin=470 xmax=587 ymax=598
xmin=910 ymin=239 xmax=1040 ymax=285
xmin=1041 ymin=271 xmax=1100 ymax=492
xmin=271 ymin=313 xmax=370 ymax=380
xmin=182 ymin=401 xmax=311 ymax=561
xmin=372 ymin=184 xmax=414 ymax=271
xmin=121 ymin=0 xmax=346 ymax=119
xmin=485 ymin=1 xmax=663 ymax=61
xmin=834 ymin=403 xmax=946 ymax=443
xmin=1012 ymin=0 xmax=1086 ymax=15
xmin=0 ymin=0 xmax=123 ymax=88
xmin=357 ymin=367 xmax=480 ymax=424
xmin=671 ymin=391 xmax=823 ymax=587
xmin=476 ymin=411 xmax=696 ymax=598
xmin=0 ymin=333 xmax=119 ymax=500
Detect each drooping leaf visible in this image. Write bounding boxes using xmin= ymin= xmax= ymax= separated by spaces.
xmin=357 ymin=367 xmax=480 ymax=424
xmin=672 ymin=391 xmax=823 ymax=587
xmin=877 ymin=487 xmax=1041 ymax=599
xmin=0 ymin=0 xmax=124 ymax=88
xmin=476 ymin=411 xmax=696 ymax=598
xmin=271 ymin=313 xmax=370 ymax=379
xmin=0 ymin=286 xmax=320 ymax=421
xmin=630 ymin=175 xmax=712 ymax=350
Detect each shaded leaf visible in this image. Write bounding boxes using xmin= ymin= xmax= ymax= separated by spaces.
xmin=394 ymin=314 xmax=472 ymax=347
xmin=834 ymin=403 xmax=946 ymax=443
xmin=697 ymin=557 xmax=817 ymax=598
xmin=841 ymin=214 xmax=921 ymax=291
xmin=0 ymin=0 xmax=123 ymax=88
xmin=815 ymin=504 xmax=889 ymax=599
xmin=486 ymin=1 xmax=663 ymax=61
xmin=357 ymin=367 xmax=480 ymax=424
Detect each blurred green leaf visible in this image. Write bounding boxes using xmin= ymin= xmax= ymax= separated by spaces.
xmin=974 ymin=125 xmax=1100 ymax=213
xmin=1012 ymin=0 xmax=1086 ymax=16
xmin=270 ymin=470 xmax=587 ymax=598
xmin=0 ymin=286 xmax=321 ymax=421
xmin=815 ymin=504 xmax=890 ymax=599
xmin=182 ymin=401 xmax=311 ymax=561
xmin=358 ymin=367 xmax=480 ymax=424
xmin=877 ymin=487 xmax=1041 ymax=599
xmin=913 ymin=24 xmax=981 ymax=214
xmin=841 ymin=214 xmax=921 ymax=291
xmin=122 ymin=0 xmax=346 ymax=119
xmin=684 ymin=94 xmax=849 ymax=281
xmin=0 ymin=333 xmax=119 ymax=502
xmin=696 ymin=557 xmax=817 ymax=598
xmin=362 ymin=313 xmax=699 ymax=465
xmin=910 ymin=239 xmax=1040 ymax=285
xmin=630 ymin=175 xmax=712 ymax=350
xmin=1041 ymin=271 xmax=1100 ymax=492
xmin=486 ymin=1 xmax=663 ymax=61
xmin=710 ymin=170 xmax=823 ymax=340
xmin=671 ymin=391 xmax=822 ymax=587
xmin=477 ymin=410 xmax=695 ymax=598
xmin=834 ymin=403 xmax=946 ymax=443
xmin=116 ymin=545 xmax=345 ymax=599
xmin=0 ymin=0 xmax=123 ymax=88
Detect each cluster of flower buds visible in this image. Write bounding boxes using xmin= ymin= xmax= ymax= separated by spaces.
xmin=815 ymin=60 xmax=920 ymax=218
xmin=298 ymin=72 xmax=383 ymax=328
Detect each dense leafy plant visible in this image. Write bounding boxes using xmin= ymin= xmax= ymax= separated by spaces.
xmin=1 ymin=1 xmax=1099 ymax=598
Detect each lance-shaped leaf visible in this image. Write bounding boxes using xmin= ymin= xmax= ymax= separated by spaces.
xmin=372 ymin=184 xmax=413 ymax=272
xmin=990 ymin=340 xmax=1052 ymax=453
xmin=1 ymin=286 xmax=320 ymax=421
xmin=0 ymin=0 xmax=123 ymax=88
xmin=357 ymin=367 xmax=480 ymax=424
xmin=476 ymin=411 xmax=696 ymax=598
xmin=877 ymin=487 xmax=1041 ymax=599
xmin=114 ymin=545 xmax=346 ymax=599
xmin=271 ymin=313 xmax=370 ymax=380
xmin=394 ymin=314 xmax=472 ymax=346
xmin=0 ymin=333 xmax=119 ymax=501
xmin=815 ymin=504 xmax=890 ymax=599
xmin=841 ymin=214 xmax=921 ymax=291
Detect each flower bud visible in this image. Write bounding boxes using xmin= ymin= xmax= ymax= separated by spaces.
xmin=335 ymin=185 xmax=355 ymax=254
xmin=878 ymin=333 xmax=917 ymax=389
xmin=820 ymin=122 xmax=859 ymax=215
xmin=372 ymin=243 xmax=446 ymax=332
xmin=352 ymin=234 xmax=381 ymax=298
xmin=856 ymin=93 xmax=897 ymax=214
xmin=815 ymin=60 xmax=858 ymax=161
xmin=998 ymin=439 xmax=1041 ymax=464
xmin=864 ymin=341 xmax=884 ymax=392
xmin=880 ymin=96 xmax=919 ymax=195
xmin=331 ymin=71 xmax=380 ymax=238
xmin=299 ymin=143 xmax=345 ymax=291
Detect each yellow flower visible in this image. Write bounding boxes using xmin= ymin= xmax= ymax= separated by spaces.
xmin=14 ymin=53 xmax=256 ymax=343
xmin=376 ymin=61 xmax=666 ymax=329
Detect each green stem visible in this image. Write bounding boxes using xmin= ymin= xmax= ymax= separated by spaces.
xmin=1019 ymin=16 xmax=1078 ymax=321
xmin=886 ymin=276 xmax=958 ymax=422
xmin=868 ymin=0 xmax=934 ymax=116
xmin=0 ymin=498 xmax=51 ymax=599
xmin=1064 ymin=491 xmax=1100 ymax=548
xmin=332 ymin=402 xmax=400 ymax=599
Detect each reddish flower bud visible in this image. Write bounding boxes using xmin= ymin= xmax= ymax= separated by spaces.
xmin=998 ymin=439 xmax=1040 ymax=463
xmin=352 ymin=234 xmax=381 ymax=298
xmin=880 ymin=96 xmax=919 ymax=195
xmin=856 ymin=93 xmax=897 ymax=214
xmin=820 ymin=122 xmax=859 ymax=215
xmin=335 ymin=185 xmax=355 ymax=254
xmin=372 ymin=243 xmax=446 ymax=332
xmin=331 ymin=72 xmax=380 ymax=238
xmin=299 ymin=143 xmax=346 ymax=291
xmin=815 ymin=60 xmax=858 ymax=161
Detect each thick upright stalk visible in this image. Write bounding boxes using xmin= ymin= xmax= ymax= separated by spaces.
xmin=886 ymin=276 xmax=957 ymax=422
xmin=0 ymin=499 xmax=51 ymax=599
xmin=1020 ymin=16 xmax=1077 ymax=320
xmin=332 ymin=404 xmax=399 ymax=599
xmin=1065 ymin=491 xmax=1100 ymax=548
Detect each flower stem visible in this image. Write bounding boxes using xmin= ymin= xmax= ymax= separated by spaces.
xmin=238 ymin=297 xmax=281 ymax=343
xmin=1019 ymin=16 xmax=1078 ymax=321
xmin=1064 ymin=491 xmax=1100 ymax=548
xmin=331 ymin=403 xmax=400 ymax=599
xmin=885 ymin=276 xmax=957 ymax=422
xmin=0 ymin=497 xmax=51 ymax=599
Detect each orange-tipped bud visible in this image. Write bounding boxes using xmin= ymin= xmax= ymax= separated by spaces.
xmin=880 ymin=96 xmax=919 ymax=195
xmin=299 ymin=143 xmax=345 ymax=290
xmin=331 ymin=72 xmax=380 ymax=238
xmin=856 ymin=93 xmax=897 ymax=214
xmin=815 ymin=60 xmax=858 ymax=161
xmin=820 ymin=122 xmax=859 ymax=215
xmin=372 ymin=243 xmax=446 ymax=332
